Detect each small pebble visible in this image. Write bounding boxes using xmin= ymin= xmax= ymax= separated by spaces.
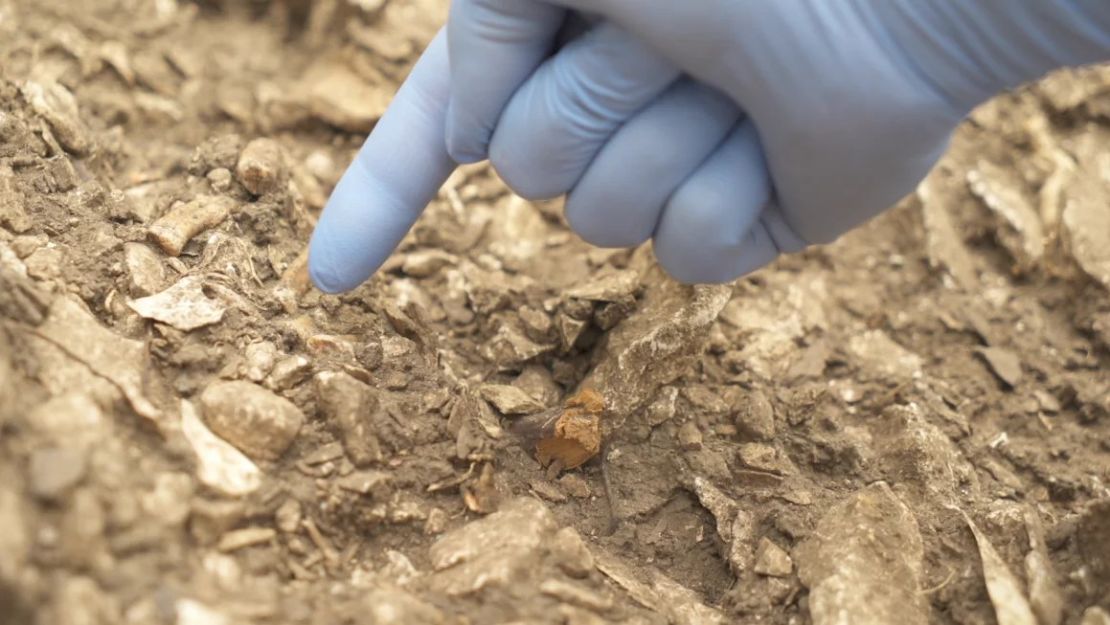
xmin=200 ymin=380 xmax=305 ymax=461
xmin=29 ymin=446 xmax=87 ymax=500
xmin=753 ymin=537 xmax=793 ymax=577
xmin=123 ymin=242 xmax=165 ymax=296
xmin=735 ymin=389 xmax=776 ymax=441
xmin=558 ymin=473 xmax=591 ymax=499
xmin=677 ymin=422 xmax=703 ymax=450
xmin=148 ymin=195 xmax=236 ymax=257
xmin=480 ymin=384 xmax=545 ymax=415
xmin=236 ymin=138 xmax=285 ymax=195
xmin=275 ymin=499 xmax=302 ymax=533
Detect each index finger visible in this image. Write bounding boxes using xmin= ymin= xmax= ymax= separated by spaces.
xmin=308 ymin=30 xmax=456 ymax=293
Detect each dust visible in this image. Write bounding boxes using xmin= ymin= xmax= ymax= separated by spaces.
xmin=0 ymin=0 xmax=1108 ymax=624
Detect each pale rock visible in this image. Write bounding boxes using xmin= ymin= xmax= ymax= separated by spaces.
xmin=315 ymin=371 xmax=383 ymax=466
xmin=236 ymin=137 xmax=286 ymax=195
xmin=677 ymin=422 xmax=703 ymax=450
xmin=753 ymin=537 xmax=793 ymax=577
xmin=22 ymin=80 xmax=90 ymax=155
xmin=796 ymin=482 xmax=929 ymax=625
xmin=180 ymin=400 xmax=261 ymax=497
xmin=967 ymin=160 xmax=1045 ymax=272
xmin=976 ymin=346 xmax=1024 ymax=388
xmin=304 ymin=63 xmax=390 ymax=132
xmin=148 ymin=195 xmax=236 ymax=257
xmin=200 ymin=381 xmax=304 ymax=461
xmin=266 ymin=355 xmax=312 ymax=391
xmin=24 ymin=246 xmax=63 ymax=281
xmin=734 ymin=389 xmax=775 ymax=441
xmin=29 ymin=446 xmax=87 ymax=500
xmin=480 ymin=384 xmax=545 ymax=415
xmin=848 ymin=329 xmax=923 ymax=381
xmin=549 ymin=526 xmax=594 ymax=578
xmin=243 ymin=341 xmax=278 ymax=382
xmin=1084 ymin=608 xmax=1110 ymax=625
xmin=128 ymin=276 xmax=225 ymax=331
xmin=123 ymin=242 xmax=165 ymax=296
xmin=402 ymin=249 xmax=457 ymax=278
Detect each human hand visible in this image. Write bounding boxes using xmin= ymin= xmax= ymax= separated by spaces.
xmin=309 ymin=1 xmax=1110 ymax=291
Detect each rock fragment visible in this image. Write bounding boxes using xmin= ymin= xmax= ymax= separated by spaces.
xmin=315 ymin=371 xmax=383 ymax=466
xmin=549 ymin=527 xmax=594 ymax=578
xmin=364 ymin=586 xmax=445 ymax=625
xmin=734 ymin=389 xmax=775 ymax=441
xmin=148 ymin=195 xmax=236 ymax=256
xmin=676 ymin=422 xmax=702 ymax=450
xmin=304 ymin=63 xmax=390 ymax=132
xmin=236 ymin=137 xmax=286 ymax=195
xmin=687 ymin=476 xmax=754 ymax=574
xmin=128 ymin=276 xmax=225 ymax=331
xmin=336 ymin=470 xmax=392 ymax=498
xmin=480 ymin=384 xmax=545 ymax=415
xmin=218 ymin=526 xmax=276 ymax=552
xmin=976 ymin=346 xmax=1023 ymax=388
xmin=595 ymin=551 xmax=724 ymax=625
xmin=796 ymin=482 xmax=929 ymax=625
xmin=402 ymin=249 xmax=457 ymax=278
xmin=583 ymin=266 xmax=731 ymax=432
xmin=1084 ymin=608 xmax=1110 ymax=625
xmin=967 ymin=159 xmax=1045 ymax=272
xmin=123 ymin=242 xmax=165 ymax=296
xmin=753 ymin=537 xmax=793 ymax=577
xmin=428 ymin=497 xmax=557 ymax=595
xmin=29 ymin=446 xmax=87 ymax=500
xmin=200 ymin=380 xmax=304 ymax=461
xmin=847 ymin=329 xmax=923 ymax=381
xmin=22 ymin=80 xmax=90 ymax=155
xmin=180 ymin=400 xmax=261 ymax=497
xmin=960 ymin=510 xmax=1038 ymax=625
xmin=1061 ymin=166 xmax=1110 ymax=290
xmin=918 ymin=174 xmax=978 ymax=290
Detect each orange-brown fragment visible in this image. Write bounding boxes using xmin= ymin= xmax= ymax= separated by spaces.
xmin=533 ymin=388 xmax=605 ymax=470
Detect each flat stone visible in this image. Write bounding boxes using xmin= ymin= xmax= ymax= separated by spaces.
xmin=314 ymin=371 xmax=383 ymax=466
xmin=123 ymin=242 xmax=165 ymax=296
xmin=236 ymin=137 xmax=285 ymax=196
xmin=677 ymin=422 xmax=703 ymax=450
xmin=976 ymin=347 xmax=1023 ymax=388
xmin=180 ymin=400 xmax=261 ymax=497
xmin=796 ymin=482 xmax=929 ymax=625
xmin=128 ymin=276 xmax=225 ymax=331
xmin=200 ymin=380 xmax=304 ymax=461
xmin=304 ymin=63 xmax=390 ymax=133
xmin=480 ymin=384 xmax=545 ymax=415
xmin=734 ymin=389 xmax=776 ymax=441
xmin=753 ymin=537 xmax=793 ymax=577
xmin=29 ymin=446 xmax=87 ymax=500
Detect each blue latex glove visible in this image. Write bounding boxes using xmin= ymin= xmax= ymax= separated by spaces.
xmin=310 ymin=1 xmax=1110 ymax=292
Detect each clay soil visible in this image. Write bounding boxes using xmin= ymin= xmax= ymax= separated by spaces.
xmin=1 ymin=2 xmax=1109 ymax=624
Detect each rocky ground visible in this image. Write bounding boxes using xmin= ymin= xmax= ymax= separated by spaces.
xmin=0 ymin=1 xmax=1108 ymax=624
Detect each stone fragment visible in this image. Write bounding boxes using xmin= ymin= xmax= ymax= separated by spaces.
xmin=1084 ymin=608 xmax=1110 ymax=625
xmin=336 ymin=470 xmax=391 ymax=498
xmin=29 ymin=446 xmax=86 ymax=500
xmin=687 ymin=476 xmax=754 ymax=574
xmin=200 ymin=380 xmax=304 ymax=461
xmin=967 ymin=160 xmax=1045 ymax=272
xmin=847 ymin=329 xmax=922 ymax=381
xmin=583 ymin=267 xmax=731 ymax=433
xmin=0 ymin=167 xmax=31 ymax=233
xmin=644 ymin=386 xmax=678 ymax=427
xmin=519 ymin=305 xmax=555 ymax=343
xmin=482 ymin=319 xmax=554 ymax=369
xmin=217 ymin=526 xmax=276 ymax=552
xmin=565 ymin=269 xmax=640 ymax=302
xmin=35 ymin=297 xmax=162 ymax=422
xmin=753 ymin=537 xmax=793 ymax=577
xmin=480 ymin=384 xmax=545 ymax=415
xmin=180 ymin=400 xmax=261 ymax=497
xmin=175 ymin=599 xmax=231 ymax=625
xmin=22 ymin=80 xmax=89 ymax=155
xmin=539 ymin=578 xmax=613 ymax=612
xmin=976 ymin=347 xmax=1023 ymax=388
xmin=148 ymin=195 xmax=236 ymax=256
xmin=676 ymin=422 xmax=702 ymax=450
xmin=1061 ymin=166 xmax=1110 ymax=290
xmin=555 ymin=312 xmax=588 ymax=351
xmin=734 ymin=389 xmax=775 ymax=441
xmin=402 ymin=249 xmax=457 ymax=278
xmin=364 ymin=586 xmax=445 ymax=624
xmin=918 ymin=174 xmax=978 ymax=290
xmin=1023 ymin=508 xmax=1063 ymax=625
xmin=550 ymin=526 xmax=594 ymax=578
xmin=24 ymin=246 xmax=63 ymax=281
xmin=123 ymin=243 xmax=165 ymax=296
xmin=304 ymin=63 xmax=391 ymax=132
xmin=428 ymin=497 xmax=556 ymax=595
xmin=961 ymin=511 xmax=1038 ymax=625
xmin=595 ymin=552 xmax=724 ymax=625
xmin=275 ymin=499 xmax=302 ymax=533
xmin=737 ymin=443 xmax=794 ymax=475
xmin=1077 ymin=499 xmax=1110 ymax=590
xmin=267 ymin=355 xmax=312 ymax=391
xmin=796 ymin=482 xmax=929 ymax=625
xmin=236 ymin=137 xmax=285 ymax=195
xmin=243 ymin=341 xmax=277 ymax=382
xmin=128 ymin=276 xmax=225 ymax=331
xmin=315 ymin=371 xmax=383 ymax=466
xmin=870 ymin=404 xmax=972 ymax=500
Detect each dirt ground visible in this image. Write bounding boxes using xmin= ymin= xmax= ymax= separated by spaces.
xmin=1 ymin=1 xmax=1109 ymax=624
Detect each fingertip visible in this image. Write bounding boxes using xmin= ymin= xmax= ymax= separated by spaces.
xmin=445 ymin=102 xmax=488 ymax=164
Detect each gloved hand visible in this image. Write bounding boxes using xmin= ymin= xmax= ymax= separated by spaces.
xmin=309 ymin=1 xmax=1110 ymax=292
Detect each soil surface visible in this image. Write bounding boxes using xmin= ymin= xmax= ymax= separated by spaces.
xmin=1 ymin=2 xmax=1109 ymax=624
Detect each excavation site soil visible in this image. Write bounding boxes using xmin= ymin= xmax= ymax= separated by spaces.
xmin=1 ymin=1 xmax=1109 ymax=624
